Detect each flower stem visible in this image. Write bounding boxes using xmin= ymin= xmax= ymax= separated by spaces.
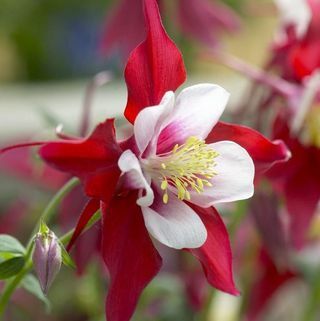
xmin=36 ymin=178 xmax=79 ymax=228
xmin=0 ymin=178 xmax=80 ymax=318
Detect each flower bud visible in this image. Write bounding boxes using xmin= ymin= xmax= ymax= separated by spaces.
xmin=32 ymin=229 xmax=62 ymax=295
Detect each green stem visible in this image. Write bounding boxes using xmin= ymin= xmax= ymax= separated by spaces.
xmin=29 ymin=178 xmax=79 ymax=240
xmin=0 ymin=178 xmax=80 ymax=319
xmin=302 ymin=276 xmax=320 ymax=321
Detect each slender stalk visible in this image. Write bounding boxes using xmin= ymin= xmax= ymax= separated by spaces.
xmin=39 ymin=178 xmax=79 ymax=225
xmin=28 ymin=178 xmax=79 ymax=245
xmin=0 ymin=178 xmax=80 ymax=318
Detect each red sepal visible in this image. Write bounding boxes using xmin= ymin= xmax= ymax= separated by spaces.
xmin=124 ymin=0 xmax=186 ymax=123
xmin=102 ymin=193 xmax=162 ymax=321
xmin=67 ymin=198 xmax=100 ymax=251
xmin=188 ymin=205 xmax=239 ymax=295
xmin=39 ymin=119 xmax=122 ymax=202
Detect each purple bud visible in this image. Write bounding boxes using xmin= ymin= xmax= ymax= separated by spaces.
xmin=32 ymin=231 xmax=62 ymax=294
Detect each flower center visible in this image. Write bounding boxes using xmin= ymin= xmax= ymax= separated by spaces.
xmin=142 ymin=136 xmax=219 ymax=204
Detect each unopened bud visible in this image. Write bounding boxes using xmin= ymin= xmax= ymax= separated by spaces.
xmin=32 ymin=224 xmax=62 ymax=295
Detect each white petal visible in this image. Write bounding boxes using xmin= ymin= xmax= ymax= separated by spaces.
xmin=118 ymin=150 xmax=154 ymax=207
xmin=142 ymin=191 xmax=207 ymax=249
xmin=156 ymin=84 xmax=229 ymax=152
xmin=134 ymin=91 xmax=175 ymax=154
xmin=189 ymin=141 xmax=254 ymax=207
xmin=275 ymin=0 xmax=311 ymax=38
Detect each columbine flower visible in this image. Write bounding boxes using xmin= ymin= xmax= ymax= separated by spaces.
xmin=118 ymin=83 xmax=254 ymax=249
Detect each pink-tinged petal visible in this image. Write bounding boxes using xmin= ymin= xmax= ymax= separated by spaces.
xmin=142 ymin=190 xmax=207 ymax=249
xmin=206 ymin=121 xmax=291 ymax=175
xmin=67 ymin=199 xmax=100 ymax=251
xmin=245 ymin=249 xmax=296 ymax=321
xmin=124 ymin=0 xmax=186 ymax=124
xmin=177 ymin=0 xmax=240 ymax=47
xmin=118 ymin=150 xmax=154 ymax=207
xmin=39 ymin=119 xmax=122 ymax=202
xmin=102 ymin=193 xmax=162 ymax=321
xmin=188 ymin=205 xmax=239 ymax=295
xmin=134 ymin=91 xmax=175 ymax=154
xmin=99 ymin=0 xmax=145 ymax=60
xmin=189 ymin=141 xmax=254 ymax=207
xmin=156 ymin=84 xmax=229 ymax=153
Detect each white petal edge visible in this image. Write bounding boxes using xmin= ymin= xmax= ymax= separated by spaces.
xmin=274 ymin=0 xmax=311 ymax=39
xmin=118 ymin=150 xmax=154 ymax=207
xmin=188 ymin=141 xmax=255 ymax=207
xmin=157 ymin=84 xmax=230 ymax=147
xmin=134 ymin=91 xmax=175 ymax=154
xmin=142 ymin=191 xmax=207 ymax=249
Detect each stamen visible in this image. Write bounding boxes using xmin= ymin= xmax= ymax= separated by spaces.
xmin=143 ymin=136 xmax=219 ymax=203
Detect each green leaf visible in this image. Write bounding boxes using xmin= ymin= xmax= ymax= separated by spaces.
xmin=0 ymin=256 xmax=25 ymax=279
xmin=21 ymin=274 xmax=51 ymax=311
xmin=0 ymin=234 xmax=26 ymax=255
xmin=59 ymin=241 xmax=76 ymax=269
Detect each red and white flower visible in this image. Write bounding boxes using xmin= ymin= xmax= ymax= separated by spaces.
xmin=118 ymin=83 xmax=254 ymax=249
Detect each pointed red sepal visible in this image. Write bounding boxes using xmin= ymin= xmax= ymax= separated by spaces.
xmin=39 ymin=119 xmax=122 ymax=202
xmin=188 ymin=205 xmax=239 ymax=295
xmin=206 ymin=121 xmax=291 ymax=175
xmin=124 ymin=0 xmax=186 ymax=124
xmin=102 ymin=193 xmax=162 ymax=321
xmin=67 ymin=198 xmax=100 ymax=251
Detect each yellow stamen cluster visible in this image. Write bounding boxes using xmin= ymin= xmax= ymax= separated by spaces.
xmin=145 ymin=136 xmax=219 ymax=204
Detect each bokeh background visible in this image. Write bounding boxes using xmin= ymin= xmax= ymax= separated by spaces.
xmin=0 ymin=1 xmax=308 ymax=321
